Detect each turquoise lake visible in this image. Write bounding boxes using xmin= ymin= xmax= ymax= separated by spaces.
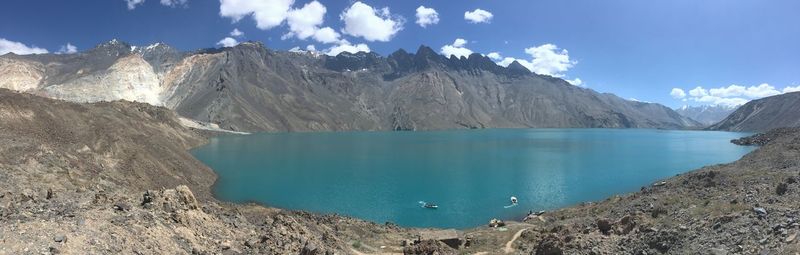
xmin=191 ymin=129 xmax=755 ymax=229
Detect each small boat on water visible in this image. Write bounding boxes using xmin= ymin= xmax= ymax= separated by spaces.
xmin=423 ymin=203 xmax=438 ymax=209
xmin=510 ymin=196 xmax=518 ymax=204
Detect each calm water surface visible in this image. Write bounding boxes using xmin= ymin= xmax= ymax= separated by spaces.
xmin=191 ymin=129 xmax=754 ymax=229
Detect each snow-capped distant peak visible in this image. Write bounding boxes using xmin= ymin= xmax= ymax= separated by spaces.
xmin=146 ymin=42 xmax=163 ymax=51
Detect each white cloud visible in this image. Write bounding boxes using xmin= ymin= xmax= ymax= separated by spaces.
xmin=440 ymin=38 xmax=473 ymax=58
xmin=689 ymin=86 xmax=707 ymax=97
xmin=306 ymin=45 xmax=316 ymax=51
xmin=312 ymin=27 xmax=341 ymax=44
xmin=464 ymin=9 xmax=493 ymax=24
xmin=415 ymin=6 xmax=439 ymax=28
xmin=566 ymin=78 xmax=583 ymax=86
xmin=0 ymin=38 xmax=48 ymax=55
xmin=784 ymin=85 xmax=800 ymax=93
xmin=486 ymin=52 xmax=501 ymax=61
xmin=340 ymin=1 xmax=404 ymax=42
xmin=523 ymin=44 xmax=575 ymax=77
xmin=216 ymin=37 xmax=239 ymax=47
xmin=324 ymin=41 xmax=370 ymax=56
xmin=288 ymin=46 xmax=303 ymax=52
xmin=230 ymin=28 xmax=244 ymax=37
xmin=125 ymin=0 xmax=145 ymax=10
xmin=670 ymin=88 xmax=686 ymax=99
xmin=56 ymin=43 xmax=78 ymax=54
xmin=160 ymin=0 xmax=187 ymax=7
xmin=708 ymin=83 xmax=780 ymax=98
xmin=284 ymin=1 xmax=326 ymax=40
xmin=494 ymin=44 xmax=575 ymax=77
xmin=676 ymin=83 xmax=799 ymax=107
xmin=491 ymin=49 xmax=582 ymax=85
xmin=219 ymin=0 xmax=294 ymax=30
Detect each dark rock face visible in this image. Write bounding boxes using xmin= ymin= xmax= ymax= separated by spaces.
xmin=709 ymin=92 xmax=800 ymax=132
xmin=167 ymin=43 xmax=699 ymax=132
xmin=1 ymin=40 xmax=699 ymax=132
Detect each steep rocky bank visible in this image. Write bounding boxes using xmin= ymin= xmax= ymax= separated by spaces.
xmin=0 ymin=89 xmax=414 ymax=254
xmin=2 ymin=89 xmax=800 ymax=254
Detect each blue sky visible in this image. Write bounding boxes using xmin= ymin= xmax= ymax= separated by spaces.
xmin=1 ymin=0 xmax=798 ymax=108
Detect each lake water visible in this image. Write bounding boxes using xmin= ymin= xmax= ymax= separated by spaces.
xmin=191 ymin=129 xmax=754 ymax=229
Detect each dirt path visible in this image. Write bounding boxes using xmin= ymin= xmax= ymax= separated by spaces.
xmin=503 ymin=228 xmax=529 ymax=253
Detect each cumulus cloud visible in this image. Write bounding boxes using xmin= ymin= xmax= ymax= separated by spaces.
xmin=464 ymin=9 xmax=493 ymax=24
xmin=523 ymin=44 xmax=576 ymax=77
xmin=312 ymin=27 xmax=342 ymax=44
xmin=688 ymin=86 xmax=707 ymax=97
xmin=340 ymin=1 xmax=404 ymax=42
xmin=230 ymin=28 xmax=244 ymax=37
xmin=707 ymin=83 xmax=781 ymax=98
xmin=415 ymin=6 xmax=439 ymax=28
xmin=566 ymin=78 xmax=583 ymax=86
xmin=125 ymin=0 xmax=145 ymax=10
xmin=306 ymin=45 xmax=316 ymax=51
xmin=219 ymin=0 xmax=294 ymax=30
xmin=0 ymin=38 xmax=48 ymax=55
xmin=216 ymin=37 xmax=239 ymax=47
xmin=160 ymin=0 xmax=188 ymax=7
xmin=493 ymin=44 xmax=575 ymax=78
xmin=784 ymin=85 xmax=800 ymax=93
xmin=440 ymin=38 xmax=473 ymax=58
xmin=324 ymin=40 xmax=370 ymax=56
xmin=219 ymin=0 xmax=344 ymax=45
xmin=284 ymin=1 xmax=326 ymax=40
xmin=675 ymin=84 xmax=799 ymax=107
xmin=490 ymin=48 xmax=583 ymax=85
xmin=56 ymin=43 xmax=78 ymax=54
xmin=486 ymin=52 xmax=502 ymax=61
xmin=670 ymin=88 xmax=686 ymax=99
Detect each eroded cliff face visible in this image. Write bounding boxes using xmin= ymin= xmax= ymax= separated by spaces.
xmin=0 ymin=58 xmax=45 ymax=91
xmin=43 ymin=54 xmax=163 ymax=105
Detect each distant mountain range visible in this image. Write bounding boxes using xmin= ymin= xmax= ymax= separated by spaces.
xmin=0 ymin=39 xmax=700 ymax=132
xmin=709 ymin=92 xmax=800 ymax=132
xmin=675 ymin=105 xmax=738 ymax=126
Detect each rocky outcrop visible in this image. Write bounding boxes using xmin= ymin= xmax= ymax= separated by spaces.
xmin=709 ymin=92 xmax=800 ymax=131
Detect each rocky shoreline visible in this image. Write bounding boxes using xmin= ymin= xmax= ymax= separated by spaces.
xmin=2 ymin=89 xmax=800 ymax=254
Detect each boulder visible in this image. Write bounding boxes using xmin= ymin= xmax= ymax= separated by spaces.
xmin=597 ymin=219 xmax=612 ymax=235
xmin=777 ymin=183 xmax=788 ymax=196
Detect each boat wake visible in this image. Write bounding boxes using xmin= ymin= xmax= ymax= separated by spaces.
xmin=503 ymin=204 xmax=518 ymax=209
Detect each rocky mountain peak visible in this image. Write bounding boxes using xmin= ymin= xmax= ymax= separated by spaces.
xmin=507 ymin=61 xmax=531 ymax=74
xmin=91 ymin=39 xmax=133 ymax=57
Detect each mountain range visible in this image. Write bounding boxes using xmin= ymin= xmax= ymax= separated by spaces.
xmin=675 ymin=105 xmax=738 ymax=126
xmin=0 ymin=39 xmax=700 ymax=132
xmin=709 ymin=91 xmax=800 ymax=132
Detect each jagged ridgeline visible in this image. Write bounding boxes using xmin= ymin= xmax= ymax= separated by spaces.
xmin=0 ymin=40 xmax=699 ymax=132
